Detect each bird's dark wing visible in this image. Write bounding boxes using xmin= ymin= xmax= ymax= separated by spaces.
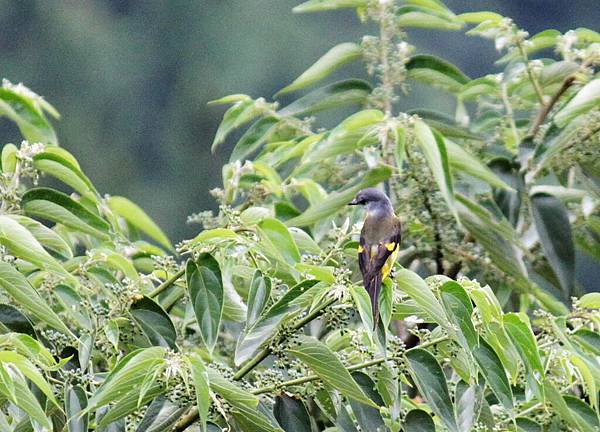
xmin=358 ymin=218 xmax=401 ymax=327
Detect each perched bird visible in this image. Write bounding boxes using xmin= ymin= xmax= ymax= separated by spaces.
xmin=349 ymin=188 xmax=401 ymax=327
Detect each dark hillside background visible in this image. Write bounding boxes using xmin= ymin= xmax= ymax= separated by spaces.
xmin=1 ymin=0 xmax=598 ymax=242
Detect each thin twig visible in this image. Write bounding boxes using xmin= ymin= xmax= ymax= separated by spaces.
xmin=233 ymin=296 xmax=337 ymax=381
xmin=527 ymin=76 xmax=575 ymax=139
xmin=148 ymin=267 xmax=185 ymax=298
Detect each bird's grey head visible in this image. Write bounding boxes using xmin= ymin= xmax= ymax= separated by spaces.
xmin=348 ymin=188 xmax=393 ymax=217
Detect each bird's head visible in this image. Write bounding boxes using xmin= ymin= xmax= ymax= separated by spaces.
xmin=348 ymin=188 xmax=393 ymax=217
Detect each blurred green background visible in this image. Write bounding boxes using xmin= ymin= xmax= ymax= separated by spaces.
xmin=1 ymin=0 xmax=598 ymax=242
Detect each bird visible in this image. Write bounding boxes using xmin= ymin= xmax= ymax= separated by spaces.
xmin=348 ymin=188 xmax=401 ymax=328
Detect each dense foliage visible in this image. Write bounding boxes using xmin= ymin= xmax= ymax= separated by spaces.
xmin=0 ymin=0 xmax=599 ymax=431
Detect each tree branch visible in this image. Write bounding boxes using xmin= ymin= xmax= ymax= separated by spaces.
xmin=527 ymin=75 xmax=575 ymax=139
xmin=148 ymin=267 xmax=185 ymax=298
xmin=173 ymin=296 xmax=338 ymax=431
xmin=233 ymin=296 xmax=337 ymax=381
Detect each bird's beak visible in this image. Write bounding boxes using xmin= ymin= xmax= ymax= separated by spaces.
xmin=348 ymin=198 xmax=359 ymax=206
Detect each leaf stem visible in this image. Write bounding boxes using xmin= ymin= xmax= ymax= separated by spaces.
xmin=148 ymin=267 xmax=185 ymax=298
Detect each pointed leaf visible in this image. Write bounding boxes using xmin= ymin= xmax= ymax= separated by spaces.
xmin=278 ymin=79 xmax=371 ymax=117
xmin=0 ymin=262 xmax=74 ymax=337
xmin=186 ymin=255 xmax=224 ymax=352
xmin=473 ymin=339 xmax=514 ymax=411
xmin=108 ymin=196 xmax=172 ymax=251
xmin=440 ymin=281 xmax=478 ymax=349
xmin=407 ymin=55 xmax=469 ymax=93
xmin=21 ymin=187 xmax=110 ymax=240
xmin=258 ymin=218 xmax=301 ymax=265
xmin=247 ymin=270 xmax=272 ymax=327
xmin=414 ymin=120 xmax=455 ymax=214
xmin=230 ymin=116 xmax=279 ymax=162
xmin=403 ymin=409 xmax=435 ymax=432
xmin=405 ymin=348 xmax=458 ymax=432
xmin=396 ymin=269 xmax=450 ymax=329
xmin=293 ymin=0 xmax=367 ymax=13
xmin=289 ymin=335 xmax=375 ymax=407
xmin=278 ymin=43 xmax=362 ymax=95
xmin=188 ymin=354 xmax=210 ymax=432
xmin=65 ymin=385 xmax=88 ymax=432
xmin=554 ymin=79 xmax=600 ymax=127
xmin=274 ymin=394 xmax=312 ymax=432
xmin=530 ymin=192 xmax=575 ymax=295
xmin=130 ymin=296 xmax=178 ymax=350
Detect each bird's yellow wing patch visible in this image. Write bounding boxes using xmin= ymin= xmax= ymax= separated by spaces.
xmin=381 ymin=248 xmax=399 ymax=280
xmin=357 ymin=245 xmax=364 ymax=253
xmin=385 ymin=242 xmax=396 ymax=251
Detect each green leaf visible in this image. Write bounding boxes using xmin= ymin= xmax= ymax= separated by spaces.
xmin=563 ymin=395 xmax=600 ymax=431
xmin=554 ymin=79 xmax=600 ymax=127
xmin=572 ymin=329 xmax=600 ymax=355
xmin=22 ymin=187 xmax=110 ymax=240
xmin=7 ymin=215 xmax=72 ymax=259
xmin=444 ymin=139 xmax=512 ymax=190
xmin=403 ymin=409 xmax=435 ymax=432
xmin=0 ymin=351 xmax=59 ymax=407
xmin=530 ymin=192 xmax=575 ymax=296
xmin=0 ymin=305 xmax=36 ymax=337
xmin=285 ymin=166 xmax=391 ymax=227
xmin=274 ymin=394 xmax=312 ymax=432
xmin=229 ymin=116 xmax=279 ymax=162
xmin=207 ymin=368 xmax=282 ymax=432
xmin=498 ymin=30 xmax=561 ymax=63
xmin=515 ymin=418 xmax=542 ymax=432
xmin=0 ymin=362 xmax=52 ymax=429
xmin=277 ymin=43 xmax=362 ymax=95
xmin=414 ymin=120 xmax=455 ymax=215
xmin=289 ymin=227 xmax=322 ymax=255
xmin=456 ymin=194 xmax=531 ymax=292
xmin=97 ymin=383 xmax=164 ymax=428
xmin=0 ymin=262 xmax=74 ymax=337
xmin=65 ymin=385 xmax=88 ymax=432
xmin=0 ymin=86 xmax=57 ymax=145
xmin=1 ymin=143 xmax=17 ymax=173
xmin=278 ymin=79 xmax=371 ymax=117
xmin=504 ymin=313 xmax=544 ymax=401
xmin=130 ymin=296 xmax=178 ymax=350
xmin=136 ymin=396 xmax=187 ymax=432
xmin=408 ymin=109 xmax=480 ymax=140
xmin=293 ymin=0 xmax=367 ymax=13
xmin=397 ymin=6 xmax=463 ymax=31
xmin=503 ymin=313 xmax=544 ymax=377
xmin=350 ymin=285 xmax=374 ymax=335
xmin=473 ymin=338 xmax=514 ymax=411
xmin=405 ymin=349 xmax=458 ymax=432
xmin=396 ymin=269 xmax=450 ymax=329
xmin=247 ymin=270 xmax=272 ymax=327
xmin=235 ymin=280 xmax=319 ymax=365
xmin=186 ymin=255 xmax=224 ymax=353
xmin=108 ymin=196 xmax=173 ymax=251
xmin=406 ymin=55 xmax=469 ymax=93
xmin=457 ymin=11 xmax=503 ymax=24
xmin=349 ymin=372 xmax=385 ymax=432
xmin=580 ymin=293 xmax=600 ymax=309
xmin=289 ymin=335 xmax=375 ymax=407
xmin=88 ymin=347 xmax=166 ymax=410
xmin=188 ymin=354 xmax=210 ymax=432
xmin=455 ymin=380 xmax=483 ymax=432
xmin=55 ymin=284 xmax=93 ymax=331
xmin=258 ymin=218 xmax=301 ymax=265
xmin=212 ymin=100 xmax=262 ymax=152
xmin=0 ymin=215 xmax=70 ymax=277
xmin=303 ymin=109 xmax=383 ymax=162
xmin=440 ymin=281 xmax=478 ymax=349
xmin=544 ymin=380 xmax=596 ymax=432
xmin=33 ymin=151 xmax=96 ymax=196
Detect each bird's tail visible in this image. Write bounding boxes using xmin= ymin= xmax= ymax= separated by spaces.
xmin=364 ymin=271 xmax=382 ymax=329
